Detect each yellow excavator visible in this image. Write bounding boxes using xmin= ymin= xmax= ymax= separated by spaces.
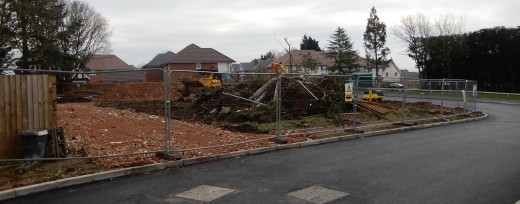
xmin=271 ymin=59 xmax=288 ymax=73
xmin=179 ymin=74 xmax=221 ymax=97
xmin=179 ymin=60 xmax=286 ymax=97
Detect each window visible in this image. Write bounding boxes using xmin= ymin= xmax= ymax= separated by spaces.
xmin=196 ymin=63 xmax=201 ymax=70
xmin=395 ymin=72 xmax=397 ymax=77
xmin=385 ymin=72 xmax=388 ymax=77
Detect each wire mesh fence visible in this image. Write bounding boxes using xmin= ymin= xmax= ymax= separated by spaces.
xmin=0 ymin=68 xmax=480 ymax=169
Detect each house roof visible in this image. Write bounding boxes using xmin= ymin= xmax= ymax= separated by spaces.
xmin=231 ymin=58 xmax=273 ymax=72
xmin=276 ymin=50 xmax=403 ymax=69
xmin=231 ymin=62 xmax=251 ymax=72
xmin=142 ymin=51 xmax=176 ymax=68
xmin=277 ymin=50 xmax=372 ymax=68
xmin=86 ymin=55 xmax=134 ymax=70
xmin=379 ymin=59 xmax=395 ymax=67
xmin=167 ymin=44 xmax=235 ymax=64
xmin=245 ymin=58 xmax=272 ymax=71
xmin=277 ymin=50 xmax=335 ymax=66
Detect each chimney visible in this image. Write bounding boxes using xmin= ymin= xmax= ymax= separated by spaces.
xmin=253 ymin=59 xmax=258 ymax=66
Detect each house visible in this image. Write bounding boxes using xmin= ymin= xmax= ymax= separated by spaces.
xmin=360 ymin=59 xmax=402 ymax=83
xmin=142 ymin=51 xmax=176 ymax=69
xmin=77 ymin=54 xmax=144 ymax=83
xmin=276 ymin=50 xmax=402 ymax=82
xmin=141 ymin=51 xmax=176 ymax=82
xmin=276 ymin=50 xmax=369 ymax=75
xmin=231 ymin=58 xmax=273 ymax=73
xmin=277 ymin=50 xmax=335 ymax=75
xmin=144 ymin=44 xmax=235 ymax=83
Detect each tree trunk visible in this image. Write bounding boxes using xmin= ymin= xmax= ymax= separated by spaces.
xmin=250 ymin=78 xmax=277 ymax=100
xmin=255 ymin=90 xmax=268 ymax=103
xmin=273 ymin=81 xmax=279 ymax=102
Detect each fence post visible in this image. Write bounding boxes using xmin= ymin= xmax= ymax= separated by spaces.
xmin=276 ymin=73 xmax=281 ymax=138
xmin=270 ymin=72 xmax=287 ymax=144
xmin=440 ymin=78 xmax=445 ymax=120
xmin=401 ymin=77 xmax=407 ymax=123
xmin=352 ymin=78 xmax=358 ymax=130
xmin=155 ymin=69 xmax=181 ymax=160
xmin=473 ymin=82 xmax=478 ymax=112
xmin=164 ymin=69 xmax=172 ymax=152
xmin=429 ymin=80 xmax=432 ymax=104
xmin=464 ymin=80 xmax=468 ymax=114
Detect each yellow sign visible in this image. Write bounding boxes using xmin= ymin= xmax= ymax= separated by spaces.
xmin=462 ymin=90 xmax=467 ymax=102
xmin=345 ymin=82 xmax=353 ymax=102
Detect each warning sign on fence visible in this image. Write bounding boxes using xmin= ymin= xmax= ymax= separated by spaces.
xmin=345 ymin=82 xmax=353 ymax=102
xmin=462 ymin=90 xmax=467 ymax=102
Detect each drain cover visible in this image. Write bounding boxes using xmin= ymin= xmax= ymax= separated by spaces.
xmin=288 ymin=185 xmax=348 ymax=204
xmin=175 ymin=185 xmax=235 ymax=202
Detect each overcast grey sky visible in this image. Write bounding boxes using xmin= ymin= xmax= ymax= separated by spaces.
xmin=87 ymin=0 xmax=519 ymax=71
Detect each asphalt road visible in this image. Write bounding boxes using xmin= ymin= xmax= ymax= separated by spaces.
xmin=3 ymin=102 xmax=520 ymax=204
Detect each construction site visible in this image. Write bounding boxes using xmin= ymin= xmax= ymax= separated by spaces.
xmin=0 ymin=70 xmax=482 ymax=191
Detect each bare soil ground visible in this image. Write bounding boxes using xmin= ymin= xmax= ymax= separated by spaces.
xmin=0 ymin=82 xmax=481 ymax=191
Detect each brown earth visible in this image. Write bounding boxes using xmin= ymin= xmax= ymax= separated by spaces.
xmin=0 ymin=101 xmax=312 ymax=190
xmin=0 ymin=82 xmax=479 ymax=191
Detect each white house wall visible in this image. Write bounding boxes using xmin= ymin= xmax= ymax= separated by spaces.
xmin=367 ymin=63 xmax=401 ymax=83
xmin=217 ymin=62 xmax=232 ymax=73
xmin=381 ymin=63 xmax=401 ymax=82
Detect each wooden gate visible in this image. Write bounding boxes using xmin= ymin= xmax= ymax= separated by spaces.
xmin=0 ymin=75 xmax=57 ymax=159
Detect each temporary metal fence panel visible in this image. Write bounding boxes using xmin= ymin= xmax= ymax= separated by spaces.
xmin=17 ymin=69 xmax=161 ymax=167
xmin=0 ymin=68 xmax=481 ymax=167
xmin=280 ymin=74 xmax=353 ymax=137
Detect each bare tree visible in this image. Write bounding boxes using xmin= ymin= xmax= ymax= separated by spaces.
xmin=53 ymin=0 xmax=111 ymax=84
xmin=391 ymin=13 xmax=432 ymax=78
xmin=58 ymin=0 xmax=112 ymax=71
xmin=274 ymin=35 xmax=296 ymax=72
xmin=392 ymin=13 xmax=464 ymax=78
xmin=434 ymin=13 xmax=466 ymax=36
xmin=432 ymin=13 xmax=466 ymax=78
xmin=283 ymin=37 xmax=294 ymax=72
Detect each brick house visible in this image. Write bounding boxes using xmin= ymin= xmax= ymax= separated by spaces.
xmin=276 ymin=50 xmax=402 ymax=82
xmin=141 ymin=51 xmax=176 ymax=82
xmin=142 ymin=44 xmax=235 ymax=83
xmin=76 ymin=54 xmax=144 ymax=83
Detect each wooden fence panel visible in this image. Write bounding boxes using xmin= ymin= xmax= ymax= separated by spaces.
xmin=0 ymin=75 xmax=57 ymax=159
xmin=0 ymin=77 xmax=6 ymax=158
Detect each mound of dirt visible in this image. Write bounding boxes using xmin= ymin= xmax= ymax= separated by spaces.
xmin=98 ymin=82 xmax=182 ymax=102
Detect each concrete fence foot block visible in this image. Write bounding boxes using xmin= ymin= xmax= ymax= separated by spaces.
xmin=156 ymin=152 xmax=181 ymax=161
xmin=269 ymin=137 xmax=288 ymax=144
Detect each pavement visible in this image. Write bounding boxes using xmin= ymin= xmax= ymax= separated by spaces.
xmin=1 ymin=101 xmax=520 ymax=203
